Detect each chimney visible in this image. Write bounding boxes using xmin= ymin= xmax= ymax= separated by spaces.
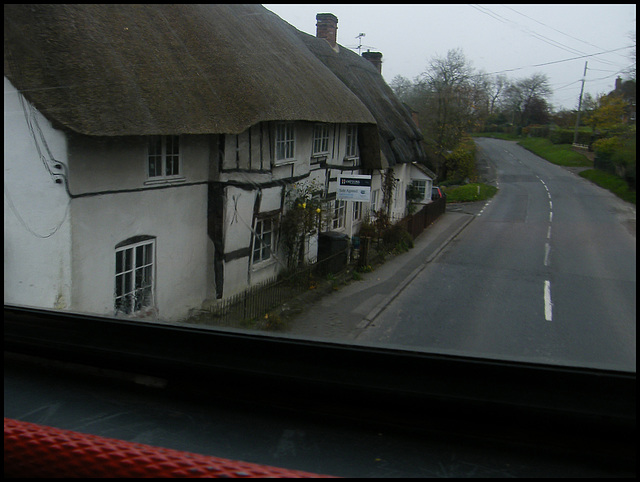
xmin=316 ymin=13 xmax=338 ymax=49
xmin=362 ymin=50 xmax=383 ymax=75
xmin=615 ymin=76 xmax=623 ymax=91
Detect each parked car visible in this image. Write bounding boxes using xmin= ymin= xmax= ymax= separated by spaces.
xmin=432 ymin=186 xmax=445 ymax=200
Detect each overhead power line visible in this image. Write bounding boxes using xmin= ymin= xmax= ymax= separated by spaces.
xmin=481 ymin=46 xmax=631 ymax=77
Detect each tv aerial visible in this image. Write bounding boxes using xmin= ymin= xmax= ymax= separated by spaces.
xmin=349 ymin=33 xmax=376 ymax=55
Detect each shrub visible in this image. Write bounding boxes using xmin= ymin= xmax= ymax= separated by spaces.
xmin=381 ymin=223 xmax=413 ymax=252
xmin=445 ymin=137 xmax=477 ymax=183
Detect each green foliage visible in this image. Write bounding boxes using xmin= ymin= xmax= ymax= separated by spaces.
xmin=586 ymin=94 xmax=627 ymax=133
xmin=517 ymin=137 xmax=591 ymax=167
xmin=594 ymin=133 xmax=636 ymax=188
xmin=593 ymin=136 xmax=623 ymax=158
xmin=444 ymin=137 xmax=477 ymax=183
xmin=579 ymin=169 xmax=636 ymax=204
xmin=445 ymin=183 xmax=497 ymax=203
xmin=281 ymin=180 xmax=324 ymax=268
xmin=405 ymin=183 xmax=423 ymax=215
xmin=548 ymin=128 xmax=592 ymax=145
xmin=522 ymin=124 xmax=549 ymax=138
xmin=381 ymin=223 xmax=414 ymax=253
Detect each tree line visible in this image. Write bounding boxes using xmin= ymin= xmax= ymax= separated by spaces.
xmin=390 ymin=47 xmax=636 ymax=185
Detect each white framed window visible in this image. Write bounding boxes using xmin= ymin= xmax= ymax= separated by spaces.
xmin=275 ymin=122 xmax=295 ymax=163
xmin=371 ymin=189 xmax=380 ymax=213
xmin=353 ymin=201 xmax=362 ymax=221
xmin=345 ymin=124 xmax=358 ymax=158
xmin=115 ymin=237 xmax=155 ymax=315
xmin=252 ymin=216 xmax=277 ymax=265
xmin=312 ymin=123 xmax=330 ymax=155
xmin=148 ymin=135 xmax=180 ymax=179
xmin=332 ymin=200 xmax=347 ymax=229
xmin=412 ymin=180 xmax=427 ymax=201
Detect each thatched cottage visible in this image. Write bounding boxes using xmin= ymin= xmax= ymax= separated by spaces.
xmin=4 ymin=4 xmax=431 ymax=321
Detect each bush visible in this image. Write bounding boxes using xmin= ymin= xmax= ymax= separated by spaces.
xmin=523 ymin=124 xmax=549 ymax=138
xmin=595 ymin=136 xmax=636 ymax=189
xmin=548 ymin=128 xmax=592 ymax=146
xmin=381 ymin=223 xmax=413 ymax=252
xmin=445 ymin=137 xmax=477 ymax=183
xmin=445 ymin=183 xmax=497 ymax=203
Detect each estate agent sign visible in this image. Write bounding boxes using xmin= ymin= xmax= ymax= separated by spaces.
xmin=337 ymin=175 xmax=371 ymax=202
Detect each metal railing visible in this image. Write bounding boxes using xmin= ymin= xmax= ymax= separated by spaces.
xmin=191 ymin=248 xmax=350 ymax=327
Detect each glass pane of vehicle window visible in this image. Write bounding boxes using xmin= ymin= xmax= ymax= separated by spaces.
xmin=3 ymin=4 xmax=636 ymax=374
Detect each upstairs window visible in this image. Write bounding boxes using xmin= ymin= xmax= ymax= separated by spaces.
xmin=115 ymin=237 xmax=155 ymax=315
xmin=148 ymin=135 xmax=180 ymax=179
xmin=275 ymin=122 xmax=295 ymax=163
xmin=345 ymin=124 xmax=358 ymax=158
xmin=312 ymin=124 xmax=330 ymax=155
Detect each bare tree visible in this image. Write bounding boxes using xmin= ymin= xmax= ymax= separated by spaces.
xmin=502 ymin=73 xmax=552 ymax=127
xmin=419 ymin=48 xmax=475 ymax=153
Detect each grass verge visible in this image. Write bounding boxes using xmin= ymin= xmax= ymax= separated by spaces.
xmin=516 ymin=137 xmax=591 ymax=167
xmin=445 ymin=183 xmax=498 ymax=203
xmin=579 ymin=169 xmax=636 ymax=204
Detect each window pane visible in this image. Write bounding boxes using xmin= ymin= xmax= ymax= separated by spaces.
xmin=116 ymin=251 xmax=123 ymax=274
xmin=124 ymin=249 xmax=132 ymax=272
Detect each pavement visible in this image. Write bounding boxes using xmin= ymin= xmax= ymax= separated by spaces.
xmin=280 ymin=206 xmax=478 ymax=341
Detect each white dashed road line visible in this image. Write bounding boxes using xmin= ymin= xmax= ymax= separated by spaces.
xmin=544 ymin=280 xmax=553 ymax=321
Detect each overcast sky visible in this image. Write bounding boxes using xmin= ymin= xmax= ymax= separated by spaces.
xmin=263 ymin=4 xmax=636 ymax=111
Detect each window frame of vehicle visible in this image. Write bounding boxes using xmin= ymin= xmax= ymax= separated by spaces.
xmin=4 ymin=304 xmax=636 ymax=472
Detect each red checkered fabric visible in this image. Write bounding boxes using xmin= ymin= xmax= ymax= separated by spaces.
xmin=4 ymin=418 xmax=337 ymax=478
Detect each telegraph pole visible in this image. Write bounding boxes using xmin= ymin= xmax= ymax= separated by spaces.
xmin=573 ymin=61 xmax=588 ymax=145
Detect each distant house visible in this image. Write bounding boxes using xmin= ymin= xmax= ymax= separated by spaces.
xmin=4 ymin=4 xmax=379 ymax=321
xmin=613 ymin=76 xmax=636 ymax=124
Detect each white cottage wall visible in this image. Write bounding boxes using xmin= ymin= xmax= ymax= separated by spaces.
xmin=66 ymin=134 xmax=210 ymax=321
xmin=69 ymin=187 xmax=208 ymax=321
xmin=4 ymin=77 xmax=73 ymax=310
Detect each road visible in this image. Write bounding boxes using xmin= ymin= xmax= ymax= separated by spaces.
xmin=357 ymin=138 xmax=636 ymax=371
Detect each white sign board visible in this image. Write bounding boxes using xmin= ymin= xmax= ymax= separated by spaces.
xmin=337 ymin=175 xmax=371 ymax=202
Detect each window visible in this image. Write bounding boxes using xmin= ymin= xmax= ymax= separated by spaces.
xmin=252 ymin=216 xmax=277 ymax=264
xmin=114 ymin=237 xmax=155 ymax=315
xmin=371 ymin=189 xmax=379 ymax=213
xmin=412 ymin=180 xmax=427 ymax=201
xmin=312 ymin=123 xmax=330 ymax=155
xmin=148 ymin=135 xmax=180 ymax=179
xmin=353 ymin=201 xmax=362 ymax=221
xmin=275 ymin=122 xmax=295 ymax=163
xmin=332 ymin=200 xmax=346 ymax=229
xmin=345 ymin=124 xmax=358 ymax=158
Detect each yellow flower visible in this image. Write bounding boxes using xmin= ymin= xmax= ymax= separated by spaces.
xmin=302 ymin=203 xmax=306 ymax=209
xmin=316 ymin=208 xmax=321 ymax=214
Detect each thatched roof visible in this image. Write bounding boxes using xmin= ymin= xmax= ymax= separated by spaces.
xmin=4 ymin=4 xmax=376 ymax=137
xmin=297 ymin=33 xmax=428 ymax=167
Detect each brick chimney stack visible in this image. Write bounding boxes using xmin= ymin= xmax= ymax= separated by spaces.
xmin=316 ymin=13 xmax=338 ymax=49
xmin=362 ymin=50 xmax=383 ymax=74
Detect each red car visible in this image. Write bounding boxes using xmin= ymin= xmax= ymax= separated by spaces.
xmin=432 ymin=186 xmax=445 ymax=200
